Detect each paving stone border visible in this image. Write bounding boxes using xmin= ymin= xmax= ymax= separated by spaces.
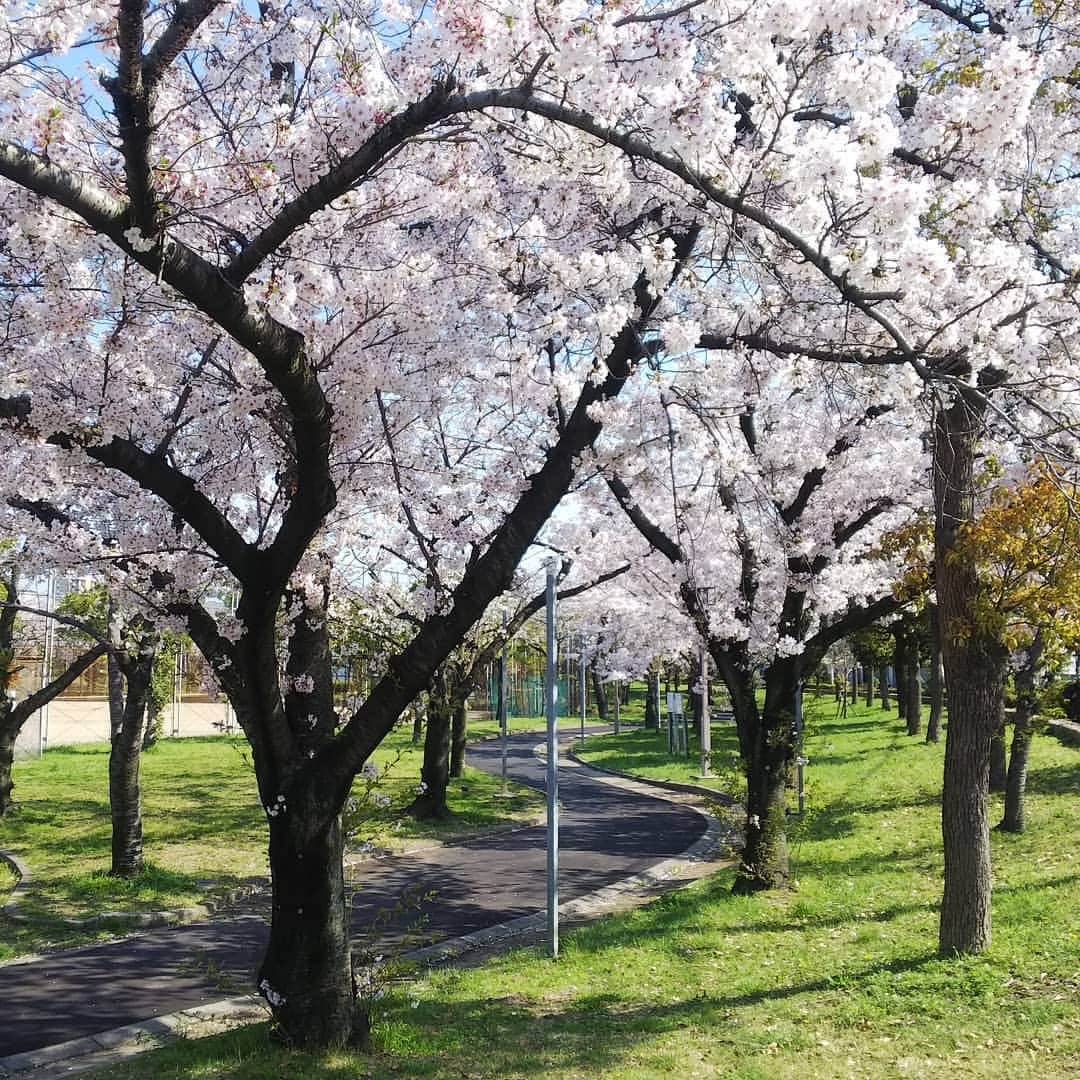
xmin=567 ymin=745 xmax=739 ymax=806
xmin=0 ymin=849 xmax=264 ymax=933
xmin=0 ymin=996 xmax=267 ymax=1079
xmin=1047 ymin=718 xmax=1080 ymax=745
xmin=0 ymin=748 xmax=732 ymax=1079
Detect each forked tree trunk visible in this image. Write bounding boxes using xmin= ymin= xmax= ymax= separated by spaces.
xmin=259 ymin=813 xmax=368 ymax=1050
xmin=109 ymin=649 xmax=153 ymax=877
xmin=409 ymin=687 xmax=452 ymax=820
xmin=1002 ymin=640 xmax=1042 ymax=834
xmin=935 ymin=386 xmax=1005 ymax=956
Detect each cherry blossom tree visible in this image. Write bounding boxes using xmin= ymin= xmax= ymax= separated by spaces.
xmin=595 ymin=374 xmax=925 ymax=889
xmin=0 ymin=562 xmax=105 ymax=815
xmin=0 ymin=0 xmax=1074 ymax=1042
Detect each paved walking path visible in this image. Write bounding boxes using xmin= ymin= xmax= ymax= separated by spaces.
xmin=0 ymin=729 xmax=721 ymax=1073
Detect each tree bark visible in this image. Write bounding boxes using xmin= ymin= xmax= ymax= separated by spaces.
xmin=988 ymin=692 xmax=1007 ymax=792
xmin=109 ymin=649 xmax=152 ymax=876
xmin=895 ymin=629 xmax=908 ymax=723
xmin=935 ymin=386 xmax=1005 ymax=956
xmin=449 ymin=696 xmax=467 ymax=779
xmin=732 ymin=659 xmax=797 ymax=893
xmin=591 ymin=667 xmax=608 ymax=722
xmin=644 ymin=671 xmax=659 ymax=729
xmin=259 ymin=813 xmax=368 ymax=1049
xmin=1002 ymin=638 xmax=1042 ymax=833
xmin=926 ymin=604 xmax=944 ymax=743
xmin=879 ymin=665 xmax=891 ymax=710
xmin=904 ymin=629 xmax=922 ymax=736
xmin=411 ymin=703 xmax=423 ymax=744
xmin=408 ymin=683 xmax=452 ymax=820
xmin=864 ymin=666 xmax=874 ymax=707
xmin=0 ymin=717 xmax=16 ymax=817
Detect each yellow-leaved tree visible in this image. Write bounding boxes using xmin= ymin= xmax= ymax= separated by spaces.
xmin=952 ymin=465 xmax=1080 ymax=833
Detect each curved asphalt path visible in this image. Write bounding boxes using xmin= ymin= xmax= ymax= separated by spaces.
xmin=0 ymin=728 xmax=707 ymax=1058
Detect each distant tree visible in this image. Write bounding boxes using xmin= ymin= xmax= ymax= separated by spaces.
xmin=0 ymin=567 xmax=105 ymax=816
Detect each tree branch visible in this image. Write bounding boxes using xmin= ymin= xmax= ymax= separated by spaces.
xmin=12 ymin=643 xmax=107 ymax=724
xmin=143 ymin=0 xmax=222 ymax=89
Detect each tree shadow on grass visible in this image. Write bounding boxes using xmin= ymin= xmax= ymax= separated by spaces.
xmin=1026 ymin=762 xmax=1079 ymax=797
xmin=105 ymin=951 xmax=944 ymax=1080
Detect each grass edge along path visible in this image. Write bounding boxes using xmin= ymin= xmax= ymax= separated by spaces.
xmin=0 ymin=718 xmax=574 ymax=958
xmin=81 ymin=698 xmax=1079 ymax=1079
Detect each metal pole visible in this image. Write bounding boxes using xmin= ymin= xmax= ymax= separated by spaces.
xmin=545 ymin=559 xmax=559 ymax=959
xmin=500 ymin=611 xmax=508 ymax=794
xmin=579 ymin=634 xmax=586 ymax=748
xmin=795 ymin=680 xmax=805 ymax=816
xmin=699 ymin=642 xmax=711 ymax=777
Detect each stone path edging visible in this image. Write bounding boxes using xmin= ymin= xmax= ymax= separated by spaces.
xmin=1047 ymin=718 xmax=1080 ymax=745
xmin=566 ymin=746 xmax=739 ymax=806
xmin=0 ymin=847 xmax=263 ymax=934
xmin=0 ymin=748 xmax=732 ymax=1079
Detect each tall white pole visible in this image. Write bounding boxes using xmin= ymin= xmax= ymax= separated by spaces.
xmin=545 ymin=559 xmax=559 ymax=959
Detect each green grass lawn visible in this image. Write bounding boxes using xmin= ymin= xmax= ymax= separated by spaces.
xmin=576 ymin=720 xmax=742 ymax=797
xmin=0 ymin=718 xmax=552 ymax=956
xmin=86 ymin=697 xmax=1079 ymax=1078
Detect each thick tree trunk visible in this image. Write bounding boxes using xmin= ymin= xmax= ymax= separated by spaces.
xmin=731 ymin=661 xmax=796 ymax=894
xmin=408 ymin=688 xmax=451 ymax=820
xmin=864 ymin=667 xmax=874 ymax=707
xmin=935 ymin=387 xmax=1004 ymax=956
xmin=0 ymin=711 xmax=16 ymax=817
xmin=591 ymin=668 xmax=608 ymax=722
xmin=110 ymin=652 xmax=152 ymax=877
xmin=879 ymin=666 xmax=891 ymax=710
xmin=926 ymin=605 xmax=944 ymax=743
xmin=938 ymin=653 xmax=1000 ymax=954
xmin=259 ymin=814 xmax=368 ymax=1049
xmin=449 ymin=698 xmax=467 ymax=779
